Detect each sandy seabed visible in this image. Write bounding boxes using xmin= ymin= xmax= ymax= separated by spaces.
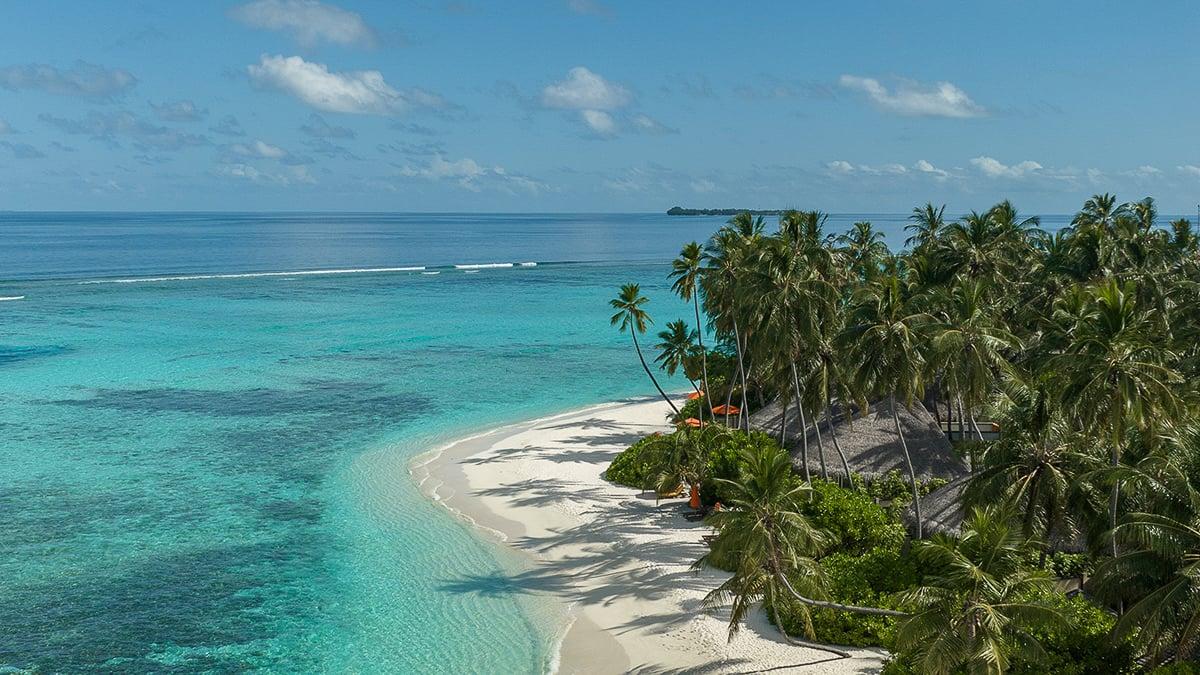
xmin=413 ymin=396 xmax=886 ymax=674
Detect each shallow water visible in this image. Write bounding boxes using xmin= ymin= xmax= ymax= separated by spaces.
xmin=0 ymin=210 xmax=1114 ymax=671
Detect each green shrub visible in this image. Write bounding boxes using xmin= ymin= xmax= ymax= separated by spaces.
xmin=802 ymin=480 xmax=906 ymax=555
xmin=806 ymin=547 xmax=914 ymax=647
xmin=1151 ymin=664 xmax=1200 ymax=675
xmin=675 ymin=395 xmax=704 ymax=422
xmin=604 ymin=433 xmax=663 ymax=489
xmin=1010 ymin=593 xmax=1138 ymax=675
xmin=700 ymin=430 xmax=776 ymax=506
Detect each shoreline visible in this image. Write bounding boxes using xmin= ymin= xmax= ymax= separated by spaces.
xmin=412 ymin=396 xmax=887 ymax=674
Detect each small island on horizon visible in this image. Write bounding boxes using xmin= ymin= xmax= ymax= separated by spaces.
xmin=667 ymin=206 xmax=785 ymax=216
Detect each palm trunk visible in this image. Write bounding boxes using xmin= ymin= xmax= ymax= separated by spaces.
xmin=957 ymin=397 xmax=965 ymax=445
xmin=631 ymin=330 xmax=679 ymax=416
xmin=770 ymin=600 xmax=851 ymax=658
xmin=791 ymin=363 xmax=811 ymax=484
xmin=891 ymin=393 xmax=922 ymax=539
xmin=969 ymin=409 xmax=984 ymax=443
xmin=780 ymin=398 xmax=789 ymax=447
xmin=775 ymin=570 xmax=906 ymax=618
xmin=826 ymin=398 xmax=853 ymax=486
xmin=1110 ymin=427 xmax=1121 ymax=560
xmin=732 ymin=320 xmax=750 ymax=431
xmin=692 ymin=294 xmax=711 ymax=424
xmin=813 ymin=409 xmax=829 ymax=480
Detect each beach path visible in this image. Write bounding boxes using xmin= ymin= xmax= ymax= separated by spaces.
xmin=421 ymin=398 xmax=886 ymax=674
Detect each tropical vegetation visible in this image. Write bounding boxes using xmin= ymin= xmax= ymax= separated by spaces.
xmin=605 ymin=194 xmax=1200 ymax=671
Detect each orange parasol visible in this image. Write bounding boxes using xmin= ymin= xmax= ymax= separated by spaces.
xmin=682 ymin=417 xmax=702 ymax=427
xmin=711 ymin=404 xmax=741 ymax=416
xmin=687 ymin=391 xmax=705 ymax=400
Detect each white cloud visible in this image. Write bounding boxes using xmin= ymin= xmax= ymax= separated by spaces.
xmin=1179 ymin=165 xmax=1200 ymax=178
xmin=231 ymin=0 xmax=376 ymax=48
xmin=247 ymin=55 xmax=444 ymax=116
xmin=826 ymin=160 xmax=855 ymax=174
xmin=690 ymin=179 xmax=716 ymax=193
xmin=580 ymin=109 xmax=616 ymax=136
xmin=631 ymin=113 xmax=677 ymax=135
xmin=398 ymin=155 xmax=547 ymax=194
xmin=231 ymin=139 xmax=287 ymax=159
xmin=914 ymin=159 xmax=949 ymax=178
xmin=217 ymin=162 xmax=315 ymax=185
xmin=970 ymin=156 xmax=1043 ymax=178
xmin=839 ymin=75 xmax=985 ymax=118
xmin=541 ymin=67 xmax=631 ymax=110
xmin=0 ymin=61 xmax=136 ymax=100
xmin=150 ymin=99 xmax=206 ymax=122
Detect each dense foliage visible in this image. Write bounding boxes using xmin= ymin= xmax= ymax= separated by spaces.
xmin=609 ymin=194 xmax=1200 ymax=671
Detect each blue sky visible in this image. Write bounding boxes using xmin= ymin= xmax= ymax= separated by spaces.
xmin=1 ymin=0 xmax=1199 ymax=213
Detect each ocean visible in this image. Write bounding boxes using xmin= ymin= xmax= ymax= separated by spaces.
xmin=0 ymin=211 xmax=1132 ymax=671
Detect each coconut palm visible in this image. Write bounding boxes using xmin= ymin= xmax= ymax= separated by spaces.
xmin=610 ymin=283 xmax=680 ymax=416
xmin=670 ymin=241 xmax=713 ymax=409
xmin=698 ymin=441 xmax=904 ymax=650
xmin=894 ymin=507 xmax=1062 ymax=675
xmin=654 ymin=319 xmax=702 ymax=398
xmin=905 ymin=202 xmax=949 ymax=250
xmin=837 ymin=220 xmax=889 ymax=281
xmin=1052 ymin=279 xmax=1182 ymax=556
xmin=846 ymin=273 xmax=929 ymax=537
xmin=1095 ymin=499 xmax=1200 ymax=665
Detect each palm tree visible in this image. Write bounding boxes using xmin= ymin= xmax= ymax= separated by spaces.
xmin=905 ymin=202 xmax=948 ymax=250
xmin=610 ymin=283 xmax=680 ymax=416
xmin=837 ymin=220 xmax=889 ymax=281
xmin=927 ymin=280 xmax=1020 ymax=448
xmin=846 ymin=273 xmax=929 ymax=537
xmin=654 ymin=319 xmax=702 ymax=399
xmin=704 ymin=214 xmax=763 ymax=429
xmin=1052 ymin=279 xmax=1182 ymax=556
xmin=894 ymin=507 xmax=1062 ymax=674
xmin=670 ymin=241 xmax=712 ymax=410
xmin=1097 ymin=508 xmax=1200 ymax=665
xmin=698 ymin=441 xmax=904 ymax=650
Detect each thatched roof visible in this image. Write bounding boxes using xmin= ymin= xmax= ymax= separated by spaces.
xmin=751 ymin=398 xmax=968 ymax=482
xmin=902 ymin=475 xmax=1088 ymax=552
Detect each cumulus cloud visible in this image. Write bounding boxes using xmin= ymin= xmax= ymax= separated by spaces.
xmin=397 ymin=155 xmax=548 ymax=194
xmin=150 ymin=99 xmax=207 ymax=122
xmin=970 ymin=156 xmax=1043 ymax=178
xmin=839 ymin=75 xmax=985 ymax=118
xmin=914 ymin=159 xmax=949 ymax=179
xmin=216 ymin=162 xmax=316 ymax=185
xmin=541 ymin=67 xmax=631 ymax=110
xmin=39 ymin=111 xmax=207 ymax=151
xmin=631 ymin=114 xmax=677 ymax=135
xmin=210 ymin=115 xmax=246 ymax=137
xmin=231 ymin=139 xmax=287 ymax=159
xmin=230 ymin=0 xmax=377 ymax=48
xmin=299 ymin=113 xmax=356 ymax=138
xmin=1179 ymin=165 xmax=1200 ymax=178
xmin=580 ymin=109 xmax=616 ymax=136
xmin=247 ymin=55 xmax=445 ymax=116
xmin=0 ymin=61 xmax=136 ymax=100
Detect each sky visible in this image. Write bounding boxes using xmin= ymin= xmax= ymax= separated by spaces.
xmin=1 ymin=0 xmax=1199 ymax=213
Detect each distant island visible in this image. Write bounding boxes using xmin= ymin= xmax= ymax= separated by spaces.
xmin=667 ymin=206 xmax=784 ymax=216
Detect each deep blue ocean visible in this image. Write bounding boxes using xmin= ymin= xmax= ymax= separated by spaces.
xmin=0 ymin=211 xmax=1124 ymax=672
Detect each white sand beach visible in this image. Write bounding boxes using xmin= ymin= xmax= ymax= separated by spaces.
xmin=414 ymin=397 xmax=886 ymax=674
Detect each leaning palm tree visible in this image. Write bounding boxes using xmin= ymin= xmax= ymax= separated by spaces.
xmin=698 ymin=441 xmax=903 ymax=652
xmin=669 ymin=241 xmax=713 ymax=408
xmin=894 ymin=506 xmax=1062 ymax=675
xmin=654 ymin=319 xmax=702 ymax=398
xmin=846 ymin=273 xmax=929 ymax=537
xmin=610 ymin=283 xmax=680 ymax=416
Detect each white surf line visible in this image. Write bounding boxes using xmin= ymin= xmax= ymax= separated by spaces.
xmin=77 ymin=266 xmax=427 ymax=285
xmin=453 ymin=262 xmax=515 ymax=269
xmin=0 ymin=295 xmax=25 ymax=301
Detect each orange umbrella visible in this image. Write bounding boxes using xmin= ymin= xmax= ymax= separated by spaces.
xmin=682 ymin=417 xmax=701 ymax=427
xmin=687 ymin=390 xmax=705 ymax=400
xmin=711 ymin=404 xmax=741 ymax=416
